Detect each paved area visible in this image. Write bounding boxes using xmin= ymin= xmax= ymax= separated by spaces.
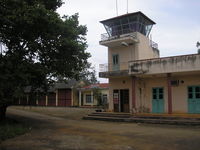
xmin=1 ymin=106 xmax=200 ymax=150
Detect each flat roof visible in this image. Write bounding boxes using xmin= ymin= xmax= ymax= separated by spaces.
xmin=100 ymin=11 xmax=156 ymax=24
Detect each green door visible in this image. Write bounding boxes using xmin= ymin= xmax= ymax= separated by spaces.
xmin=152 ymin=88 xmax=164 ymax=113
xmin=188 ymin=86 xmax=200 ymax=114
xmin=112 ymin=54 xmax=119 ymax=71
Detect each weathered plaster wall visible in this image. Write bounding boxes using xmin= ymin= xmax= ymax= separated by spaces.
xmin=130 ymin=54 xmax=200 ymax=75
xmin=108 ymin=45 xmax=136 ymax=71
xmin=136 ymin=32 xmax=159 ymax=60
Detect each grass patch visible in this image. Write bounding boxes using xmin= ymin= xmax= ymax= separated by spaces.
xmin=0 ymin=119 xmax=30 ymax=142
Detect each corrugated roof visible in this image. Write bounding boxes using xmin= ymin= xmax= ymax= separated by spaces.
xmin=81 ymin=83 xmax=109 ymax=90
xmin=24 ymin=79 xmax=78 ymax=93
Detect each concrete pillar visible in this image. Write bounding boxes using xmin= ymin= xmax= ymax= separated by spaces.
xmin=167 ymin=73 xmax=172 ymax=114
xmin=56 ymin=90 xmax=58 ymax=106
xmin=36 ymin=99 xmax=38 ymax=105
xmin=71 ymin=89 xmax=73 ymax=106
xmin=45 ymin=95 xmax=48 ymax=106
xmin=26 ymin=94 xmax=29 ymax=105
xmin=132 ymin=76 xmax=136 ymax=112
xmin=36 ymin=94 xmax=38 ymax=106
xmin=79 ymin=90 xmax=82 ymax=106
xmin=91 ymin=91 xmax=94 ymax=106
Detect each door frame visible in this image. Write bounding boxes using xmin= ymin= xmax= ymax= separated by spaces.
xmin=113 ymin=89 xmax=129 ymax=113
xmin=188 ymin=86 xmax=200 ymax=114
xmin=152 ymin=87 xmax=164 ymax=113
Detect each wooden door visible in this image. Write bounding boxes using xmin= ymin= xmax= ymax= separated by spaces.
xmin=120 ymin=89 xmax=129 ymax=113
xmin=58 ymin=89 xmax=71 ymax=107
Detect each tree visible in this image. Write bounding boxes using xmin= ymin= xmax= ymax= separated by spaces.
xmin=79 ymin=65 xmax=99 ymax=85
xmin=197 ymin=41 xmax=200 ymax=54
xmin=0 ymin=0 xmax=90 ymax=120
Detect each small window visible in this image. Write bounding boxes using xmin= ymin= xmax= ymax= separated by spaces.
xmin=153 ymin=89 xmax=157 ymax=94
xmin=196 ymin=93 xmax=200 ymax=99
xmin=153 ymin=94 xmax=157 ymax=99
xmin=195 ymin=87 xmax=200 ymax=93
xmin=188 ymin=87 xmax=193 ymax=93
xmin=188 ymin=93 xmax=193 ymax=99
xmin=159 ymin=88 xmax=163 ymax=94
xmin=159 ymin=94 xmax=163 ymax=99
xmin=86 ymin=95 xmax=92 ymax=103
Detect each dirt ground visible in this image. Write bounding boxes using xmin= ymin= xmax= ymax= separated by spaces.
xmin=1 ymin=106 xmax=200 ymax=150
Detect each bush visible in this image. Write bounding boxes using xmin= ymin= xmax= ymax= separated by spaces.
xmin=0 ymin=119 xmax=30 ymax=142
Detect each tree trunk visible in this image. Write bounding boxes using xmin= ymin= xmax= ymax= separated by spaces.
xmin=0 ymin=105 xmax=7 ymax=121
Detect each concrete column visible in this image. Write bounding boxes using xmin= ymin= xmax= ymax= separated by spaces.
xmin=71 ymin=89 xmax=73 ymax=106
xmin=132 ymin=76 xmax=136 ymax=112
xmin=36 ymin=94 xmax=38 ymax=106
xmin=167 ymin=73 xmax=172 ymax=114
xmin=79 ymin=90 xmax=82 ymax=106
xmin=91 ymin=91 xmax=94 ymax=106
xmin=26 ymin=95 xmax=29 ymax=105
xmin=56 ymin=90 xmax=58 ymax=106
xmin=45 ymin=95 xmax=48 ymax=106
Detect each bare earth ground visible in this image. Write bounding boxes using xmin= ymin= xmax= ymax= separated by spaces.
xmin=1 ymin=106 xmax=200 ymax=150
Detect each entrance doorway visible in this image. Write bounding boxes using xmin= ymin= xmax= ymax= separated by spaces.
xmin=113 ymin=89 xmax=129 ymax=113
xmin=152 ymin=87 xmax=164 ymax=113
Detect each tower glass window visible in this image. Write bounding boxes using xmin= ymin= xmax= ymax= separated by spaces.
xmin=100 ymin=11 xmax=155 ymax=37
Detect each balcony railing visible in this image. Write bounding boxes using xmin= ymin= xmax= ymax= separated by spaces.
xmin=99 ymin=62 xmax=129 ymax=72
xmin=101 ymin=31 xmax=137 ymax=42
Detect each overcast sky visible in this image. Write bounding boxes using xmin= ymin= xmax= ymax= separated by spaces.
xmin=57 ymin=0 xmax=200 ymax=83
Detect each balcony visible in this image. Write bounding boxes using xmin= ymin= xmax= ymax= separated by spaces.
xmin=99 ymin=54 xmax=200 ymax=78
xmin=99 ymin=62 xmax=129 ymax=78
xmin=99 ymin=32 xmax=138 ymax=47
xmin=129 ymin=54 xmax=200 ymax=75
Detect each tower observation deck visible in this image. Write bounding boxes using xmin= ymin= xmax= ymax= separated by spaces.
xmin=100 ymin=11 xmax=156 ymax=42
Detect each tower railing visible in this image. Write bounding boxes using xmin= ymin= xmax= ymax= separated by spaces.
xmin=99 ymin=62 xmax=129 ymax=72
xmin=101 ymin=31 xmax=137 ymax=41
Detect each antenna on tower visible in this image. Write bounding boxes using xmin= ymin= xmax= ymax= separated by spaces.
xmin=116 ymin=0 xmax=118 ymax=16
xmin=127 ymin=0 xmax=129 ymax=14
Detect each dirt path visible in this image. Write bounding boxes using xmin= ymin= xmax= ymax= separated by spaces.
xmin=1 ymin=107 xmax=200 ymax=150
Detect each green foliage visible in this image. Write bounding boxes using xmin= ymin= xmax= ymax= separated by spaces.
xmin=197 ymin=41 xmax=200 ymax=54
xmin=0 ymin=119 xmax=30 ymax=141
xmin=79 ymin=65 xmax=99 ymax=85
xmin=0 ymin=0 xmax=91 ymax=116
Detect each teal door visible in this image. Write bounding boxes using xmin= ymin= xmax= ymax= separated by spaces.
xmin=152 ymin=88 xmax=164 ymax=113
xmin=188 ymin=86 xmax=200 ymax=114
xmin=112 ymin=54 xmax=119 ymax=71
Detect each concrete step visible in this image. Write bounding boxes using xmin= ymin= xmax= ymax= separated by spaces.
xmin=132 ymin=116 xmax=200 ymax=121
xmin=88 ymin=113 xmax=131 ymax=118
xmin=89 ymin=112 xmax=200 ymax=121
xmin=83 ymin=116 xmax=200 ymax=125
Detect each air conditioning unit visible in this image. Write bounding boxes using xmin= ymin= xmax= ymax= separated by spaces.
xmin=170 ymin=80 xmax=179 ymax=86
